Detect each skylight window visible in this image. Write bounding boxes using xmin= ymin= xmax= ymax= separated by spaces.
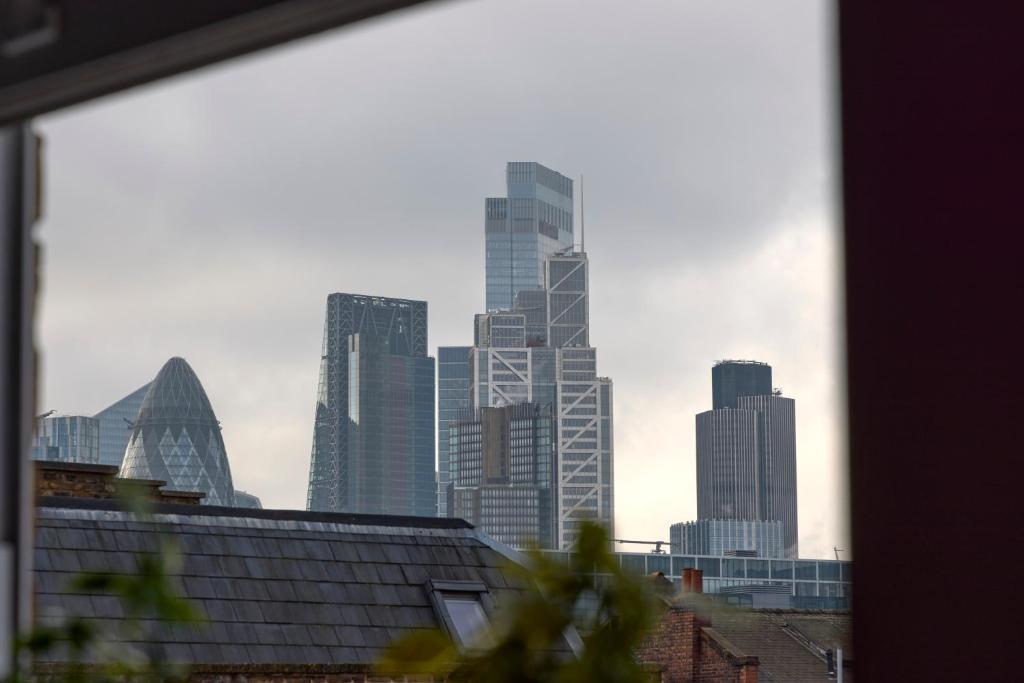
xmin=426 ymin=580 xmax=494 ymax=651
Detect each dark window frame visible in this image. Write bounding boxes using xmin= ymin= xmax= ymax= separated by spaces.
xmin=425 ymin=579 xmax=495 ymax=652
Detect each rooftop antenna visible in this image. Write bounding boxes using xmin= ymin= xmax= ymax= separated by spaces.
xmin=579 ymin=174 xmax=585 ymax=253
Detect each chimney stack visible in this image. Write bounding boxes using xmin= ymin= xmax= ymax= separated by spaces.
xmin=691 ymin=568 xmax=704 ymax=594
xmin=681 ymin=567 xmax=693 ymax=593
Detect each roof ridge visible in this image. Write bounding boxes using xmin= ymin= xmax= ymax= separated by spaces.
xmin=37 ymin=495 xmax=475 ymax=530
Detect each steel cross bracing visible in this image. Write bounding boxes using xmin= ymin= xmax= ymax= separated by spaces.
xmin=555 ymin=362 xmax=607 ymax=550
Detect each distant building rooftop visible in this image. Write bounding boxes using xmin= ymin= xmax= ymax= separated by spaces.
xmin=714 ymin=359 xmax=770 ymax=367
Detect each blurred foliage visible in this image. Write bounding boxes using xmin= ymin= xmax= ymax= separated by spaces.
xmin=378 ymin=521 xmax=662 ymax=683
xmin=5 ymin=481 xmax=204 ymax=682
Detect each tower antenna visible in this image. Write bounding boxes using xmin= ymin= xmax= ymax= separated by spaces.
xmin=579 ymin=174 xmax=585 ymax=252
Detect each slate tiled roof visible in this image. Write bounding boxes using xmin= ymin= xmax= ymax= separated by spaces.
xmin=33 ymin=497 xmax=545 ymax=671
xmin=700 ymin=603 xmax=853 ymax=682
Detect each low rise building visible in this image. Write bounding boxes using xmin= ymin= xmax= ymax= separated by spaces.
xmin=670 ymin=519 xmax=785 ymax=558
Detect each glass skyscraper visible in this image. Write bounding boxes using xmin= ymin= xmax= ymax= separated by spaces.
xmin=93 ymin=382 xmax=151 ymax=468
xmin=441 ymin=162 xmax=613 ymax=550
xmin=437 ymin=346 xmax=472 ymax=517
xmin=485 ymin=162 xmax=574 ymax=312
xmin=119 ymin=357 xmax=236 ymax=506
xmin=306 ymin=294 xmax=436 ymax=517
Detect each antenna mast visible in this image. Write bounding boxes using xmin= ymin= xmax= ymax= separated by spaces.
xmin=579 ymin=174 xmax=585 ymax=253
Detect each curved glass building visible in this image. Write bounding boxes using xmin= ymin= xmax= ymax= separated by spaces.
xmin=120 ymin=357 xmax=235 ymax=506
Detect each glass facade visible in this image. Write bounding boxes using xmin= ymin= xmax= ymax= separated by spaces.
xmin=306 ymin=294 xmax=436 ymax=517
xmin=669 ymin=519 xmax=785 ymax=558
xmin=119 ymin=357 xmax=235 ymax=506
xmin=92 ymin=382 xmax=151 ymax=468
xmin=437 ymin=346 xmax=472 ymax=517
xmin=32 ymin=415 xmax=100 ymax=464
xmin=449 ymin=403 xmax=555 ymax=548
xmin=347 ymin=333 xmax=436 ymax=517
xmin=712 ymin=360 xmax=773 ymax=409
xmin=541 ymin=549 xmax=852 ymax=610
xmin=485 ymin=162 xmax=574 ymax=313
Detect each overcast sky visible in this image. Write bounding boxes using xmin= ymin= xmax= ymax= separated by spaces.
xmin=35 ymin=0 xmax=848 ymax=559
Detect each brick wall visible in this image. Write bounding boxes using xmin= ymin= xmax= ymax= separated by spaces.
xmin=636 ymin=607 xmax=699 ymax=681
xmin=34 ymin=460 xmax=203 ymax=504
xmin=637 ymin=605 xmax=758 ymax=683
xmin=35 ymin=462 xmax=120 ymax=499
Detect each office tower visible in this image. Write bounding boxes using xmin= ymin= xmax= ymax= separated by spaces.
xmin=31 ymin=415 xmax=100 ymax=464
xmin=449 ymin=403 xmax=555 ymax=548
xmin=93 ymin=382 xmax=151 ymax=468
xmin=712 ymin=360 xmax=772 ymax=409
xmin=233 ymin=490 xmax=263 ymax=509
xmin=468 ymin=249 xmax=612 ymax=549
xmin=437 ymin=346 xmax=472 ymax=517
xmin=669 ymin=519 xmax=785 ymax=558
xmin=696 ymin=408 xmax=760 ymax=521
xmin=446 ymin=162 xmax=613 ymax=550
xmin=738 ymin=393 xmax=798 ymax=558
xmin=119 ymin=357 xmax=236 ymax=506
xmin=306 ymin=294 xmax=436 ymax=517
xmin=485 ymin=162 xmax=574 ymax=312
xmin=695 ymin=361 xmax=798 ymax=557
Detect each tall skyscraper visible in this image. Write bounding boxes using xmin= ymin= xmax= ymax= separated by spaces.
xmin=119 ymin=357 xmax=236 ymax=506
xmin=485 ymin=162 xmax=574 ymax=312
xmin=306 ymin=294 xmax=436 ymax=517
xmin=93 ymin=382 xmax=151 ymax=468
xmin=437 ymin=346 xmax=472 ymax=517
xmin=31 ymin=415 xmax=100 ymax=464
xmin=447 ymin=166 xmax=613 ymax=550
xmin=739 ymin=393 xmax=798 ymax=557
xmin=449 ymin=403 xmax=555 ymax=548
xmin=695 ymin=360 xmax=798 ymax=557
xmin=467 ymin=277 xmax=613 ymax=549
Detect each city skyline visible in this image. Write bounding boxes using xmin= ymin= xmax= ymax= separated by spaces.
xmin=32 ymin=0 xmax=846 ymax=557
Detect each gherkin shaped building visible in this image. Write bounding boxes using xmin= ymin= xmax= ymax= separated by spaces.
xmin=120 ymin=357 xmax=235 ymax=506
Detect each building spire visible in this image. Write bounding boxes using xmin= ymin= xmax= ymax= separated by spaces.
xmin=579 ymin=174 xmax=585 ymax=253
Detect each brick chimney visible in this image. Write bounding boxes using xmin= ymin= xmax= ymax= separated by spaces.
xmin=691 ymin=568 xmax=704 ymax=593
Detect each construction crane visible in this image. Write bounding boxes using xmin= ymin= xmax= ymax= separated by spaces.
xmin=36 ymin=409 xmax=55 ymax=419
xmin=612 ymin=538 xmax=670 ymax=554
xmin=833 ymin=546 xmax=845 ymax=561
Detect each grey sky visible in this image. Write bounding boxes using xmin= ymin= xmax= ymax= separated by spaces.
xmin=36 ymin=0 xmax=847 ymax=558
